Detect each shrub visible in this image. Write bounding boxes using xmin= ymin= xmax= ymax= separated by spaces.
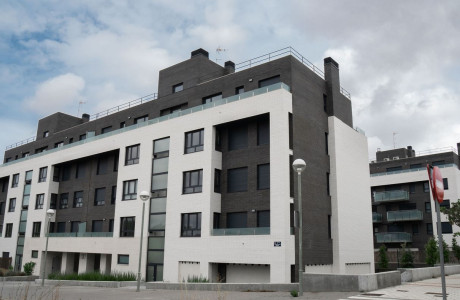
xmin=452 ymin=236 xmax=460 ymax=262
xmin=187 ymin=274 xmax=209 ymax=283
xmin=48 ymin=271 xmax=136 ymax=281
xmin=290 ymin=290 xmax=298 ymax=297
xmin=440 ymin=238 xmax=450 ymax=263
xmin=378 ymin=245 xmax=388 ymax=269
xmin=23 ymin=262 xmax=36 ymax=275
xmin=425 ymin=238 xmax=438 ymax=266
xmin=400 ymin=243 xmax=414 ymax=268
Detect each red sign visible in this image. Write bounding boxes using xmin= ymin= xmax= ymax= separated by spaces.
xmin=427 ymin=165 xmax=444 ymax=204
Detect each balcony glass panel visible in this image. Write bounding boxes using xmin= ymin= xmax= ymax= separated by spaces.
xmin=372 ymin=213 xmax=382 ymax=223
xmin=387 ymin=210 xmax=423 ymax=222
xmin=212 ymin=227 xmax=270 ymax=236
xmin=373 ymin=190 xmax=409 ymax=203
xmin=375 ymin=232 xmax=412 ymax=243
xmin=48 ymin=232 xmax=113 ymax=237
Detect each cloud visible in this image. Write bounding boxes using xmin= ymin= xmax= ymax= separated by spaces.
xmin=24 ymin=73 xmax=85 ymax=115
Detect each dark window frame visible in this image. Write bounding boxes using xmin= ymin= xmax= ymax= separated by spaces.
xmin=101 ymin=126 xmax=112 ymax=134
xmin=35 ymin=194 xmax=44 ymax=209
xmin=202 ymin=93 xmax=222 ymax=104
xmin=5 ymin=223 xmax=13 ymax=237
xmin=118 ymin=254 xmax=129 ymax=264
xmin=184 ymin=129 xmax=204 ymax=154
xmin=181 ymin=212 xmax=201 ymax=237
xmin=12 ymin=174 xmax=19 ymax=188
xmin=32 ymin=222 xmax=41 ymax=237
xmin=120 ymin=217 xmax=135 ymax=237
xmin=214 ymin=169 xmax=221 ymax=193
xmin=257 ymin=164 xmax=270 ymax=190
xmin=38 ymin=167 xmax=48 ymax=183
xmin=125 ymin=144 xmax=140 ymax=165
xmin=172 ymin=83 xmax=183 ymax=93
xmin=122 ymin=180 xmax=137 ymax=200
xmin=59 ymin=193 xmax=69 ymax=209
xmin=8 ymin=198 xmax=16 ymax=212
xmin=73 ymin=191 xmax=83 ymax=208
xmin=183 ymin=169 xmax=203 ymax=194
xmin=94 ymin=188 xmax=106 ymax=206
xmin=134 ymin=115 xmax=148 ymax=124
xmin=227 ymin=167 xmax=248 ymax=193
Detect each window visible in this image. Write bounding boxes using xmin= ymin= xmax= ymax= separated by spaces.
xmin=109 ymin=219 xmax=114 ymax=232
xmin=35 ymin=194 xmax=44 ymax=209
xmin=123 ymin=180 xmax=137 ymax=200
xmin=38 ymin=167 xmax=47 ymax=182
xmin=441 ymin=222 xmax=453 ymax=234
xmin=257 ymin=210 xmax=270 ymax=227
xmin=69 ymin=138 xmax=73 ymax=144
xmin=410 ymin=163 xmax=422 ymax=169
xmin=423 ymin=182 xmax=430 ymax=192
xmin=120 ymin=217 xmax=135 ymax=237
xmin=425 ymin=202 xmax=431 ymax=213
xmin=94 ymin=188 xmax=106 ymax=206
xmin=183 ymin=170 xmax=203 ymax=194
xmin=118 ymin=254 xmax=129 ymax=264
xmin=160 ymin=103 xmax=187 ymax=116
xmin=323 ymin=94 xmax=327 ymax=112
xmin=35 ymin=146 xmax=47 ymax=153
xmin=73 ymin=191 xmax=83 ymax=208
xmin=0 ymin=202 xmax=4 ymax=215
xmin=5 ymin=224 xmax=13 ymax=237
xmin=57 ymin=222 xmax=66 ymax=233
xmin=440 ymin=200 xmax=450 ymax=209
xmin=43 ymin=131 xmax=49 ymax=138
xmin=61 ymin=165 xmax=71 ymax=181
xmin=125 ymin=144 xmax=140 ymax=165
xmin=185 ymin=129 xmax=204 ymax=154
xmin=426 ymin=223 xmax=433 ymax=235
xmin=32 ymin=222 xmax=41 ymax=237
xmin=387 ymin=166 xmax=402 ymax=172
xmin=92 ymin=220 xmax=103 ymax=232
xmin=173 ymin=83 xmax=183 ymax=93
xmin=409 ymin=183 xmax=416 ymax=194
xmin=202 ymin=93 xmax=222 ymax=104
xmin=50 ymin=194 xmax=57 ymax=209
xmin=79 ymin=134 xmax=86 ymax=140
xmin=101 ymin=126 xmax=112 ymax=134
xmin=227 ymin=167 xmax=248 ymax=193
xmin=12 ymin=174 xmax=19 ymax=188
xmin=54 ymin=141 xmax=64 ymax=148
xmin=75 ymin=163 xmax=85 ymax=179
xmin=214 ymin=169 xmax=221 ymax=193
xmin=111 ymin=186 xmax=117 ymax=204
xmin=152 ymin=137 xmax=170 ymax=192
xmin=120 ymin=122 xmax=126 ymax=128
xmin=328 ymin=215 xmax=332 ymax=238
xmin=134 ymin=115 xmax=148 ymax=124
xmin=8 ymin=198 xmax=16 ymax=212
xmin=31 ymin=250 xmax=38 ymax=258
xmin=113 ymin=154 xmax=119 ymax=171
xmin=97 ymin=157 xmax=107 ymax=175
xmin=59 ymin=193 xmax=69 ymax=209
xmin=22 ymin=152 xmax=29 ymax=158
xmin=235 ymin=86 xmax=244 ymax=95
xmin=181 ymin=213 xmax=201 ymax=237
xmin=432 ymin=160 xmax=445 ymax=166
xmin=213 ymin=213 xmax=220 ymax=229
xmin=227 ymin=212 xmax=247 ymax=228
xmin=71 ymin=221 xmax=79 ymax=233
xmin=215 ymin=127 xmax=222 ymax=151
xmin=443 ymin=178 xmax=448 ymax=190
xmin=257 ymin=164 xmax=270 ymax=190
xmin=412 ymin=224 xmax=419 ymax=234
xmin=257 ymin=118 xmax=269 ymax=145
xmin=53 ymin=166 xmax=60 ymax=182
xmin=258 ymin=75 xmax=280 ymax=88
xmin=399 ymin=203 xmax=416 ymax=210
xmin=228 ymin=124 xmax=248 ymax=150
xmin=326 ymin=172 xmax=330 ymax=196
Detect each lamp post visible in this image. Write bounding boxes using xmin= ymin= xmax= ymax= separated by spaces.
xmin=292 ymin=159 xmax=306 ymax=296
xmin=137 ymin=191 xmax=150 ymax=292
xmin=41 ymin=209 xmax=55 ymax=287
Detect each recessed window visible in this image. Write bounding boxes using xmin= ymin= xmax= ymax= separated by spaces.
xmin=94 ymin=188 xmax=106 ymax=206
xmin=183 ymin=170 xmax=203 ymax=194
xmin=426 ymin=223 xmax=433 ymax=235
xmin=79 ymin=134 xmax=86 ymax=140
xmin=227 ymin=212 xmax=247 ymax=228
xmin=441 ymin=222 xmax=453 ymax=234
xmin=257 ymin=210 xmax=270 ymax=227
xmin=258 ymin=75 xmax=280 ymax=88
xmin=92 ymin=220 xmax=103 ymax=232
xmin=35 ymin=146 xmax=48 ymax=153
xmin=71 ymin=221 xmax=79 ymax=233
xmin=432 ymin=160 xmax=445 ymax=166
xmin=12 ymin=174 xmax=19 ymax=188
xmin=160 ymin=103 xmax=187 ymax=116
xmin=325 ymin=132 xmax=329 ymax=155
xmin=111 ymin=186 xmax=117 ymax=204
xmin=185 ymin=129 xmax=204 ymax=154
xmin=440 ymin=200 xmax=450 ymax=209
xmin=54 ymin=141 xmax=64 ymax=148
xmin=181 ymin=213 xmax=201 ymax=237
xmin=35 ymin=194 xmax=44 ymax=209
xmin=423 ymin=182 xmax=430 ymax=193
xmin=22 ymin=152 xmax=29 ymax=158
xmin=228 ymin=124 xmax=248 ymax=151
xmin=50 ymin=194 xmax=57 ymax=209
xmin=227 ymin=167 xmax=248 ymax=193
xmin=120 ymin=217 xmax=135 ymax=237
xmin=387 ymin=166 xmax=402 ymax=172
xmin=61 ymin=165 xmax=71 ymax=181
xmin=257 ymin=118 xmax=269 ymax=146
xmin=326 ymin=172 xmax=330 ymax=196
xmin=118 ymin=254 xmax=129 ymax=264
xmin=97 ymin=157 xmax=107 ymax=175
xmin=214 ymin=169 xmax=221 ymax=193
xmin=123 ymin=180 xmax=137 ymax=200
xmin=32 ymin=222 xmax=41 ymax=237
xmin=8 ymin=198 xmax=16 ymax=212
xmin=43 ymin=131 xmax=49 ymax=138
xmin=257 ymin=164 xmax=270 ymax=190
xmin=120 ymin=122 xmax=126 ymax=128
xmin=59 ymin=193 xmax=69 ymax=209
xmin=425 ymin=202 xmax=431 ymax=213
xmin=173 ymin=83 xmax=183 ymax=93
xmin=134 ymin=115 xmax=148 ymax=124
xmin=57 ymin=222 xmax=66 ymax=233
xmin=69 ymin=138 xmax=73 ymax=144
xmin=202 ymin=93 xmax=222 ymax=104
xmin=409 ymin=183 xmax=416 ymax=193
xmin=235 ymin=86 xmax=244 ymax=95
xmin=125 ymin=144 xmax=140 ymax=165
xmin=76 ymin=163 xmax=85 ymax=179
xmin=5 ymin=223 xmax=13 ymax=237
xmin=38 ymin=167 xmax=48 ymax=182
xmin=73 ymin=191 xmax=83 ymax=208
xmin=109 ymin=219 xmax=114 ymax=232
xmin=410 ymin=163 xmax=422 ymax=169
xmin=0 ymin=202 xmax=4 ymax=215
xmin=31 ymin=250 xmax=38 ymax=258
xmin=443 ymin=178 xmax=449 ymax=190
xmin=412 ymin=224 xmax=419 ymax=234
xmin=101 ymin=126 xmax=112 ymax=134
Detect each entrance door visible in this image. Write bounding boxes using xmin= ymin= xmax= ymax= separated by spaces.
xmin=73 ymin=253 xmax=80 ymax=273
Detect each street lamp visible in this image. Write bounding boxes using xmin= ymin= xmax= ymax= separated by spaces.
xmin=137 ymin=191 xmax=150 ymax=292
xmin=41 ymin=209 xmax=55 ymax=287
xmin=292 ymin=159 xmax=306 ymax=296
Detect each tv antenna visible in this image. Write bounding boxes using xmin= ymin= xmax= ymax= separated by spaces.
xmin=393 ymin=132 xmax=398 ymax=149
xmin=215 ymin=46 xmax=228 ymax=63
xmin=77 ymin=100 xmax=86 ymax=117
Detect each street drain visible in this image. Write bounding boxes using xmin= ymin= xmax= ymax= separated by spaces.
xmin=361 ymin=293 xmax=384 ymax=296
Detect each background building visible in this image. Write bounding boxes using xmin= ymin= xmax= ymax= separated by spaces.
xmin=0 ymin=47 xmax=374 ymax=283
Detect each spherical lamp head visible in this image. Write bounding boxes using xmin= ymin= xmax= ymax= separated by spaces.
xmin=292 ymin=158 xmax=306 ymax=173
xmin=139 ymin=191 xmax=150 ymax=202
xmin=46 ymin=209 xmax=55 ymax=217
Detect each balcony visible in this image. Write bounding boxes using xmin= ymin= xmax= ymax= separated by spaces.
xmin=48 ymin=232 xmax=113 ymax=238
xmin=387 ymin=210 xmax=423 ymax=222
xmin=212 ymin=227 xmax=270 ymax=236
xmin=372 ymin=213 xmax=383 ymax=223
xmin=373 ymin=190 xmax=409 ymax=204
xmin=375 ymin=232 xmax=412 ymax=243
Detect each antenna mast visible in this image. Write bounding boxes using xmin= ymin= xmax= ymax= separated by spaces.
xmin=77 ymin=101 xmax=86 ymax=117
xmin=215 ymin=46 xmax=228 ymax=63
xmin=393 ymin=132 xmax=398 ymax=149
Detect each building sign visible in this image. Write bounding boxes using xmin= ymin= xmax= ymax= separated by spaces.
xmin=274 ymin=241 xmax=281 ymax=247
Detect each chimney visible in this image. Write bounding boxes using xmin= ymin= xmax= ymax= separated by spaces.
xmin=191 ymin=48 xmax=209 ymax=59
xmin=224 ymin=61 xmax=235 ymax=74
xmin=82 ymin=113 xmax=90 ymax=123
xmin=457 ymin=143 xmax=460 ymax=155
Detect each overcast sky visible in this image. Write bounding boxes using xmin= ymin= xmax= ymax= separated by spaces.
xmin=1 ymin=0 xmax=459 ymax=162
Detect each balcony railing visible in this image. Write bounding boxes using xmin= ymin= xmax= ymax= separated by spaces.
xmin=375 ymin=232 xmax=412 ymax=243
xmin=370 ymin=163 xmax=456 ymax=177
xmin=372 ymin=213 xmax=382 ymax=223
xmin=212 ymin=227 xmax=270 ymax=236
xmin=48 ymin=232 xmax=113 ymax=238
xmin=387 ymin=210 xmax=423 ymax=222
xmin=373 ymin=190 xmax=409 ymax=203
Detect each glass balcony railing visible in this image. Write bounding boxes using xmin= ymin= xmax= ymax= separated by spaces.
xmin=372 ymin=213 xmax=383 ymax=223
xmin=387 ymin=210 xmax=423 ymax=222
xmin=375 ymin=232 xmax=412 ymax=243
xmin=212 ymin=227 xmax=270 ymax=236
xmin=373 ymin=190 xmax=409 ymax=203
xmin=48 ymin=232 xmax=113 ymax=238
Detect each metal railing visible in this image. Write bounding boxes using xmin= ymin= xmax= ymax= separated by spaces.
xmin=48 ymin=232 xmax=113 ymax=238
xmin=387 ymin=210 xmax=423 ymax=222
xmin=375 ymin=232 xmax=412 ymax=243
xmin=5 ymin=136 xmax=36 ymax=150
xmin=212 ymin=227 xmax=270 ymax=236
xmin=373 ymin=190 xmax=409 ymax=203
xmin=371 ymin=163 xmax=456 ymax=177
xmin=372 ymin=213 xmax=382 ymax=223
xmin=89 ymin=93 xmax=158 ymax=121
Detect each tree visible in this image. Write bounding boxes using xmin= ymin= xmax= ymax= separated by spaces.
xmin=425 ymin=238 xmax=438 ymax=266
xmin=452 ymin=236 xmax=460 ymax=262
xmin=400 ymin=243 xmax=414 ymax=268
xmin=378 ymin=245 xmax=389 ymax=269
xmin=441 ymin=200 xmax=460 ymax=228
xmin=439 ymin=238 xmax=450 ymax=263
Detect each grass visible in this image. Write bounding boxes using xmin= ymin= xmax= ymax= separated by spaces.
xmin=48 ymin=271 xmax=136 ymax=281
xmin=186 ymin=274 xmax=209 ymax=283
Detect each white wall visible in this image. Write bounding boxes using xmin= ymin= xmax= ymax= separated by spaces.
xmin=226 ymin=264 xmax=270 ymax=283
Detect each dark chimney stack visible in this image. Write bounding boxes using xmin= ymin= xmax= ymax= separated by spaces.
xmin=191 ymin=48 xmax=209 ymax=59
xmin=224 ymin=61 xmax=235 ymax=74
xmin=82 ymin=113 xmax=90 ymax=123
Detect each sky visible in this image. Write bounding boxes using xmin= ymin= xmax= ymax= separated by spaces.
xmin=1 ymin=0 xmax=460 ymax=162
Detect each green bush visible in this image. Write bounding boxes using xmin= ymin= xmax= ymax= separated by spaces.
xmin=452 ymin=236 xmax=460 ymax=262
xmin=48 ymin=271 xmax=136 ymax=281
xmin=187 ymin=274 xmax=209 ymax=283
xmin=425 ymin=238 xmax=438 ymax=266
xmin=290 ymin=290 xmax=298 ymax=297
xmin=400 ymin=243 xmax=414 ymax=268
xmin=23 ymin=261 xmax=36 ymax=275
xmin=440 ymin=238 xmax=450 ymax=263
xmin=378 ymin=245 xmax=388 ymax=269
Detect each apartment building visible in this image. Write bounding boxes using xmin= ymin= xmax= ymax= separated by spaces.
xmin=0 ymin=47 xmax=374 ymax=283
xmin=370 ymin=146 xmax=460 ymax=254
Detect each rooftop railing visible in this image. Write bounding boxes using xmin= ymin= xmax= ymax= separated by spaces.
xmin=371 ymin=163 xmax=455 ymax=177
xmin=212 ymin=227 xmax=270 ymax=236
xmin=375 ymin=232 xmax=412 ymax=243
xmin=387 ymin=210 xmax=423 ymax=222
xmin=48 ymin=232 xmax=113 ymax=238
xmin=373 ymin=190 xmax=409 ymax=203
xmin=89 ymin=93 xmax=158 ymax=121
xmin=5 ymin=136 xmax=36 ymax=151
xmin=1 ymin=82 xmax=290 ymax=168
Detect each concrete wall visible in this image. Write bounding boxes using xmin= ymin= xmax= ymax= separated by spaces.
xmin=226 ymin=265 xmax=270 ymax=283
xmin=401 ymin=265 xmax=460 ymax=282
